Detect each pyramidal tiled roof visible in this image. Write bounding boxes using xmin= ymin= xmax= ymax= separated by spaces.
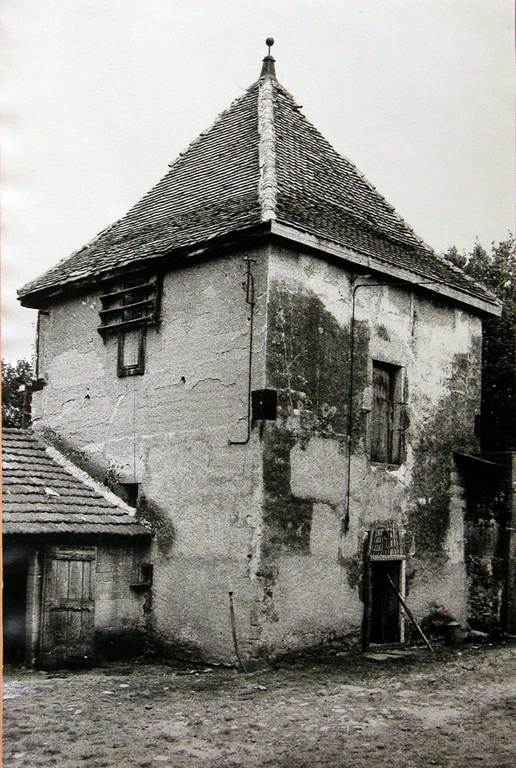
xmin=2 ymin=429 xmax=151 ymax=536
xmin=18 ymin=51 xmax=500 ymax=315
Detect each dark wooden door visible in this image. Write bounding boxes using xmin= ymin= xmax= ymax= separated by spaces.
xmin=40 ymin=547 xmax=96 ymax=667
xmin=370 ymin=561 xmax=401 ymax=643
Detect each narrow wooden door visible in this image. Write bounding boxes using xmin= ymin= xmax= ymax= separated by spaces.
xmin=40 ymin=547 xmax=96 ymax=667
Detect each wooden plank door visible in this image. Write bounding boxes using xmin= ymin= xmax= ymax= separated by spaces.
xmin=40 ymin=547 xmax=96 ymax=667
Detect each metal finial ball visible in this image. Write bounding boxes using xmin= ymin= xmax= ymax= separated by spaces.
xmin=266 ymin=38 xmax=274 ymax=48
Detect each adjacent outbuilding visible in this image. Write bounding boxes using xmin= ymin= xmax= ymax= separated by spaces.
xmin=2 ymin=428 xmax=152 ymax=667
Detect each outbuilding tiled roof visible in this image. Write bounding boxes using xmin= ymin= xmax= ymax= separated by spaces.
xmin=18 ymin=53 xmax=499 ymax=315
xmin=2 ymin=429 xmax=151 ymax=536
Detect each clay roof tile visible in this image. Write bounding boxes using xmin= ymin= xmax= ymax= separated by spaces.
xmin=2 ymin=429 xmax=151 ymax=537
xmin=17 ymin=51 xmax=499 ymax=315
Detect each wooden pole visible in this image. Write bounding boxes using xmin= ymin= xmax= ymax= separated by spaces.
xmin=386 ymin=574 xmax=434 ymax=653
xmin=228 ymin=590 xmax=248 ymax=673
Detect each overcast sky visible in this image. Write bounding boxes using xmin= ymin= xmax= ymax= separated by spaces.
xmin=2 ymin=0 xmax=514 ymax=363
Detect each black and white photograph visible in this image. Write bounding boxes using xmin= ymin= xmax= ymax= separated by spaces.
xmin=2 ymin=1 xmax=515 ymax=766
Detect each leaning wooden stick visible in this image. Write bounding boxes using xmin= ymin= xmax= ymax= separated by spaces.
xmin=228 ymin=589 xmax=248 ymax=673
xmin=386 ymin=574 xmax=434 ymax=653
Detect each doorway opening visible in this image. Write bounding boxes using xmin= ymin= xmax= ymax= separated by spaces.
xmin=370 ymin=560 xmax=402 ymax=643
xmin=363 ymin=527 xmax=405 ymax=649
xmin=3 ymin=546 xmax=29 ymax=664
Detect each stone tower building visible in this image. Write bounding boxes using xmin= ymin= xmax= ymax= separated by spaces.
xmin=17 ymin=43 xmax=501 ymax=664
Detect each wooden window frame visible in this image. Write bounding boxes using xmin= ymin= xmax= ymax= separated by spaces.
xmin=117 ymin=326 xmax=146 ymax=378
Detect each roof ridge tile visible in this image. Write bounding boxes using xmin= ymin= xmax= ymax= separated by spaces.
xmin=258 ymin=76 xmax=277 ymax=221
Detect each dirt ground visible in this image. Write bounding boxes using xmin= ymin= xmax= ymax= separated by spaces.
xmin=3 ymin=640 xmax=516 ymax=768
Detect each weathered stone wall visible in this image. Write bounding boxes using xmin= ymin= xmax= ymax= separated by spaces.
xmin=256 ymin=246 xmax=482 ymax=656
xmin=94 ymin=539 xmax=151 ymax=658
xmin=32 ymin=242 xmax=484 ymax=661
xmin=32 ymin=250 xmax=269 ymax=662
xmin=463 ymin=451 xmax=516 ymax=634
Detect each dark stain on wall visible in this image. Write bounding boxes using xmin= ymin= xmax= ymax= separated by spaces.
xmin=263 ymin=284 xmax=369 ymax=561
xmin=376 ymin=324 xmax=390 ymax=341
xmin=257 ymin=283 xmax=371 ymax=626
xmin=350 ymin=322 xmax=371 ymax=453
xmin=266 ymin=283 xmax=369 ymax=445
xmin=339 ymin=552 xmax=363 ymax=593
xmin=138 ymin=493 xmax=176 ymax=555
xmin=408 ymin=344 xmax=481 ymax=556
xmin=262 ymin=428 xmax=314 ymax=557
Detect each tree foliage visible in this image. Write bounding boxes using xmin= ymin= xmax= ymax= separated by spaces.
xmin=444 ymin=237 xmax=515 ymax=451
xmin=2 ymin=359 xmax=33 ymax=429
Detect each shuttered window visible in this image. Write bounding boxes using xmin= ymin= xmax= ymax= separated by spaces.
xmin=371 ymin=361 xmax=406 ymax=465
xmin=98 ymin=274 xmax=161 ymax=377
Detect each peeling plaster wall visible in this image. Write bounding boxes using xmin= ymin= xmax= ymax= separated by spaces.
xmin=32 ymin=241 xmax=484 ymax=661
xmin=32 ymin=250 xmax=269 ymax=662
xmin=257 ymin=246 xmax=482 ymax=656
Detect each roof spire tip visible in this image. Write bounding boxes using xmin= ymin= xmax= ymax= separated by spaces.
xmin=260 ymin=38 xmax=276 ymax=79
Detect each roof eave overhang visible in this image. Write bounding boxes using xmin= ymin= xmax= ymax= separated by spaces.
xmin=17 ymin=222 xmax=273 ymax=309
xmin=269 ymin=221 xmax=502 ymax=318
xmin=18 ymin=219 xmax=502 ymax=318
xmin=2 ymin=526 xmax=152 ymax=536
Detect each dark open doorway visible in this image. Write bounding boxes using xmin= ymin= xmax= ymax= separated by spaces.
xmin=3 ymin=546 xmax=29 ymax=664
xmin=370 ymin=560 xmax=402 ymax=643
xmin=363 ymin=528 xmax=405 ymax=650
